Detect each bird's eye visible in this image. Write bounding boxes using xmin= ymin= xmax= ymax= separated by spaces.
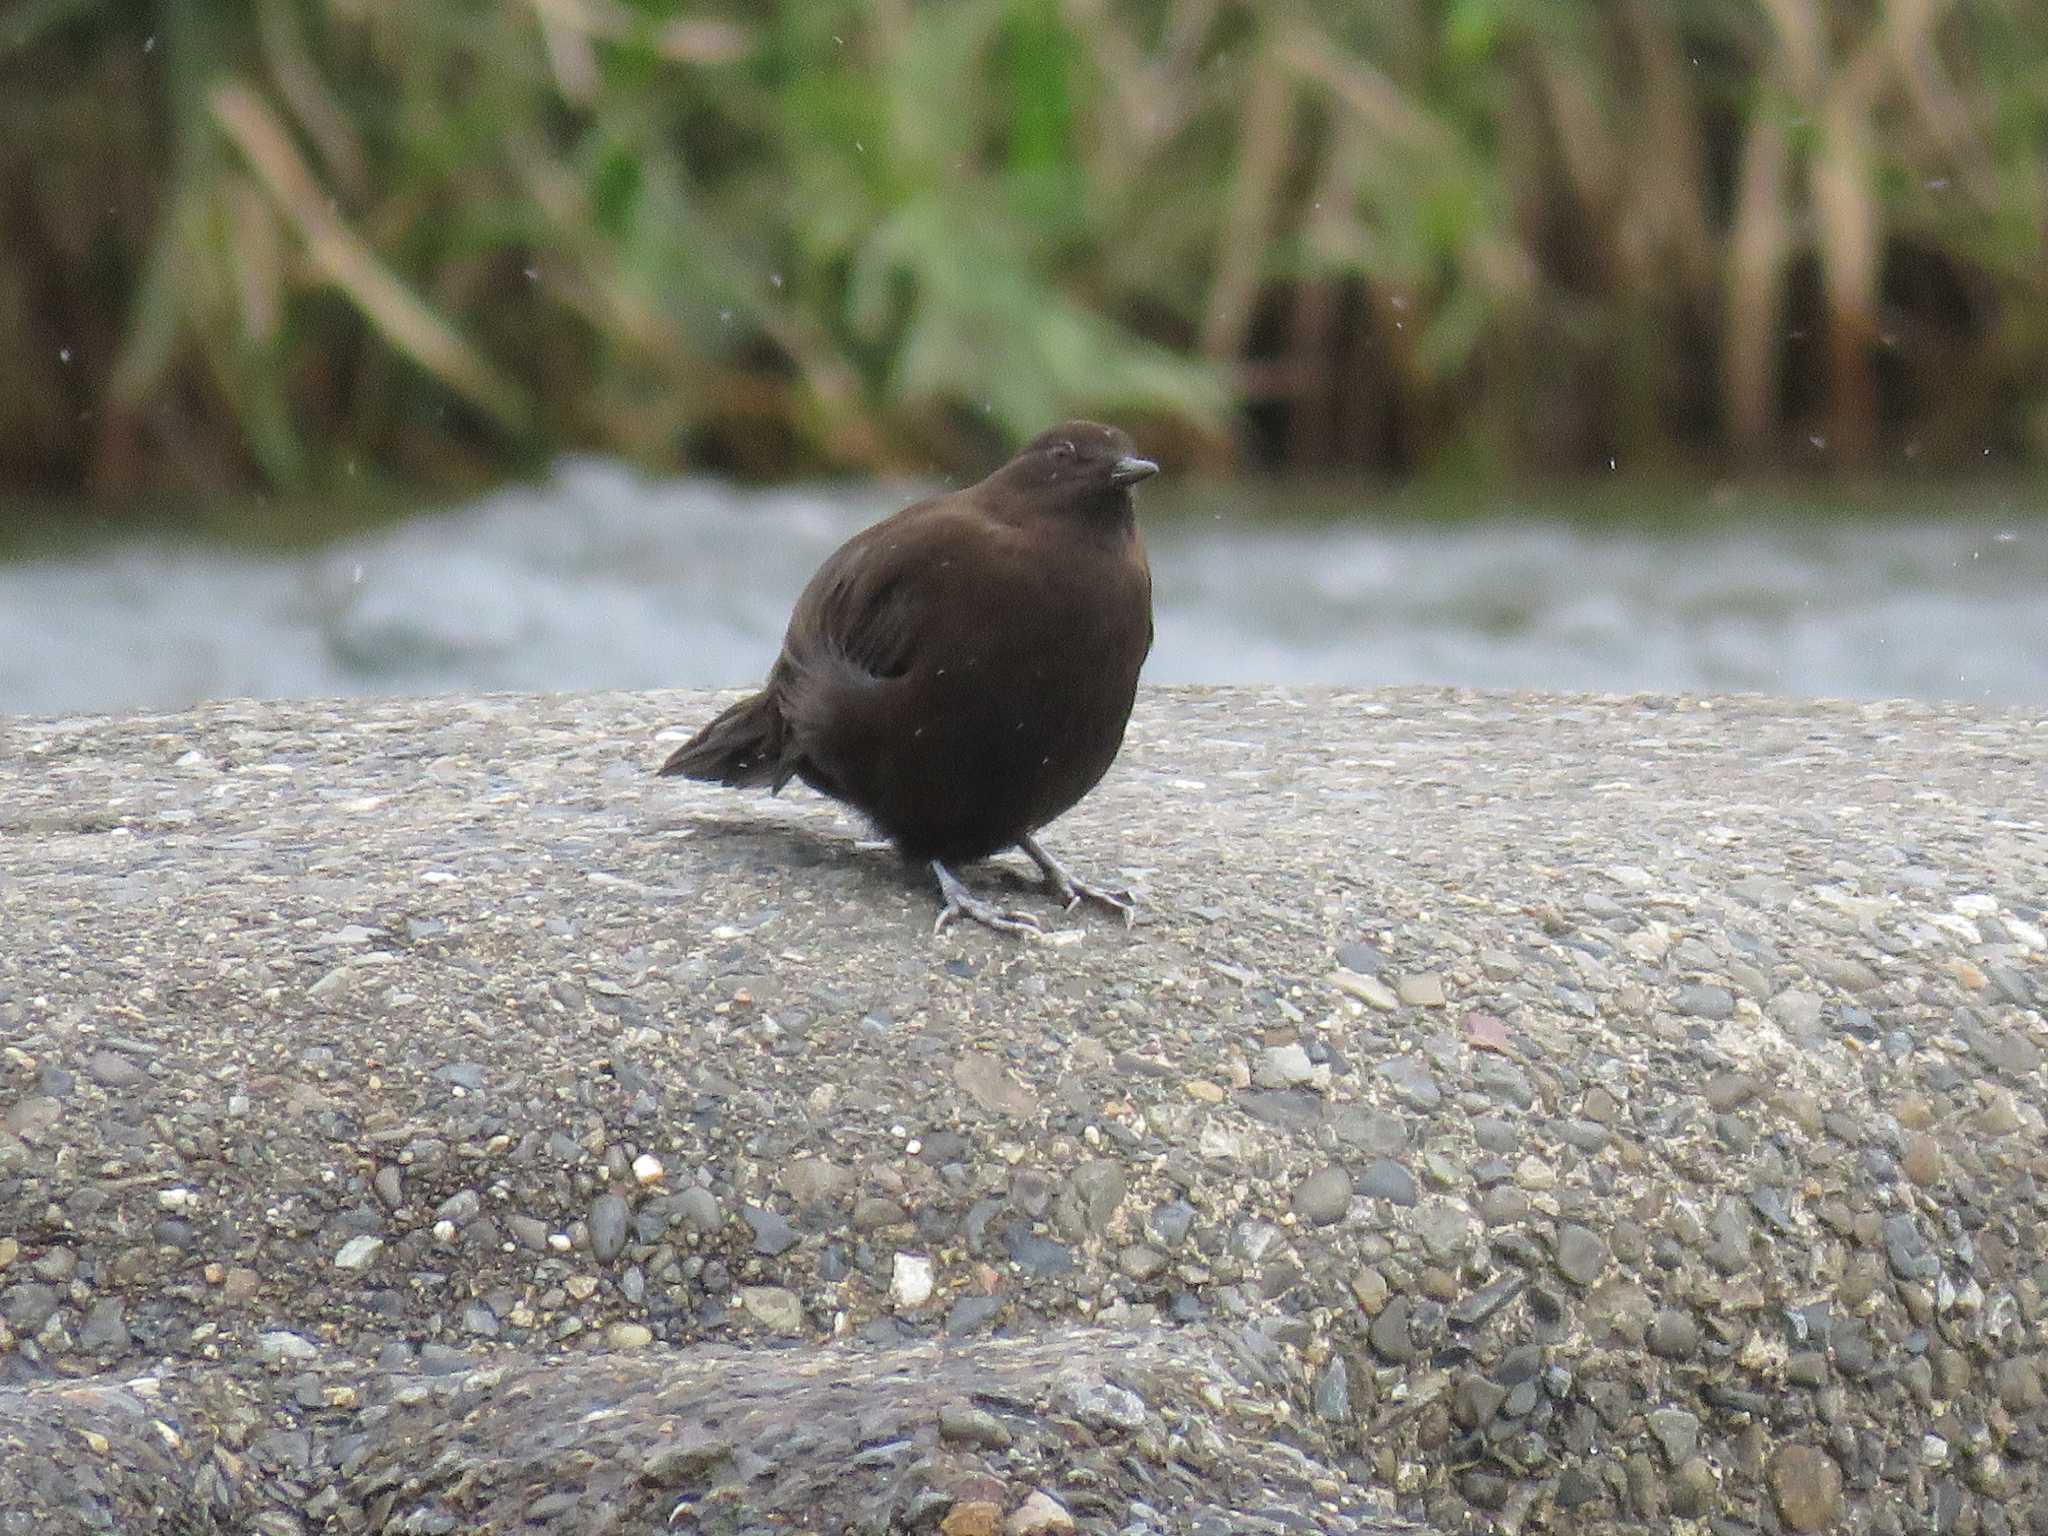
xmin=1050 ymin=441 xmax=1074 ymax=462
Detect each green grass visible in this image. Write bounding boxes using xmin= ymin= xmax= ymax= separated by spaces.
xmin=5 ymin=1 xmax=2048 ymax=506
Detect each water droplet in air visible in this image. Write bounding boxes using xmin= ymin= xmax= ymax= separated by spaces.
xmin=769 ymin=272 xmax=784 ymax=289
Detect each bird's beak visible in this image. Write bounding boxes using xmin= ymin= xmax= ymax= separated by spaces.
xmin=1109 ymin=455 xmax=1159 ymax=487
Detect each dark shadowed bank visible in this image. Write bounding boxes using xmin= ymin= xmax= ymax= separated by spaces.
xmin=1 ymin=686 xmax=2044 ymax=1534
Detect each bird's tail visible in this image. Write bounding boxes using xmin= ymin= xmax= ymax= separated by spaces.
xmin=658 ymin=690 xmax=792 ymax=789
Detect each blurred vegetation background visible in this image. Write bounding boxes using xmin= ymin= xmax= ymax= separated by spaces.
xmin=4 ymin=0 xmax=2044 ymax=499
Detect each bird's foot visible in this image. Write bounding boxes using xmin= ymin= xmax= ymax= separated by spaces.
xmin=932 ymin=861 xmax=1044 ymax=938
xmin=1018 ymin=834 xmax=1137 ymax=926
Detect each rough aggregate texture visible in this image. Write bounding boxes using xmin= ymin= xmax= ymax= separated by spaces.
xmin=1 ymin=685 xmax=2045 ymax=1535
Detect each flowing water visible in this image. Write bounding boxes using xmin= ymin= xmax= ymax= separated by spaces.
xmin=1 ymin=460 xmax=2040 ymax=716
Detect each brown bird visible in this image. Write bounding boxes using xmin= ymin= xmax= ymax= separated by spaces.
xmin=659 ymin=420 xmax=1157 ymax=935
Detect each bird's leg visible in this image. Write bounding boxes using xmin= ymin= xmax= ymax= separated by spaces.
xmin=932 ymin=861 xmax=1044 ymax=938
xmin=1017 ymin=834 xmax=1136 ymax=924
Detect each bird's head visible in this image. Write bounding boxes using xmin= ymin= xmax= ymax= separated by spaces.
xmin=987 ymin=421 xmax=1159 ymax=519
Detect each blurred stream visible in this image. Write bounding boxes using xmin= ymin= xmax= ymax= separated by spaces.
xmin=1 ymin=459 xmax=2040 ymax=716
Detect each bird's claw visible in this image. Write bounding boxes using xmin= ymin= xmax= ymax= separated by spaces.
xmin=931 ymin=861 xmax=1045 ymax=938
xmin=934 ymin=895 xmax=1044 ymax=938
xmin=1018 ymin=835 xmax=1137 ymax=926
xmin=1052 ymin=875 xmax=1136 ymax=926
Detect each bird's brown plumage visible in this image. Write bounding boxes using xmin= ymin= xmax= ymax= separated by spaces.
xmin=660 ymin=421 xmax=1156 ymax=926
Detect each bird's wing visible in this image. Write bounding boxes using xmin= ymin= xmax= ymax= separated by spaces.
xmin=781 ymin=497 xmax=957 ymax=683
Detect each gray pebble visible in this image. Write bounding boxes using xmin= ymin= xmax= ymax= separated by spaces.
xmin=1558 ymin=1119 xmax=1609 ymax=1152
xmin=1 ymin=1283 xmax=59 ymax=1331
xmin=1787 ymin=1350 xmax=1830 ymax=1387
xmin=945 ymin=1295 xmax=1004 ymax=1335
xmin=1118 ymin=1244 xmax=1168 ymax=1281
xmin=1470 ymin=1116 xmax=1517 ymax=1154
xmin=1555 ymin=985 xmax=1598 ymax=1018
xmin=1648 ymin=1408 xmax=1700 ymax=1467
xmin=418 ymin=1343 xmax=471 ymax=1373
xmin=1703 ymin=1071 xmax=1755 ymax=1110
xmin=739 ymin=1286 xmax=804 ymax=1335
xmin=1056 ymin=1373 xmax=1147 ymax=1432
xmin=333 ymin=1234 xmax=384 ymax=1272
xmin=1962 ymin=1019 xmax=2040 ymax=1077
xmin=1987 ymin=964 xmax=2035 ymax=1007
xmin=1335 ymin=942 xmax=1385 ymax=974
xmin=1448 ymin=1275 xmax=1523 ymax=1327
xmin=76 ymin=1298 xmax=129 ymax=1353
xmin=1495 ymin=1343 xmax=1543 ymax=1385
xmin=1293 ymin=1165 xmax=1352 ymax=1227
xmin=1456 ymin=1374 xmax=1508 ymax=1427
xmin=1368 ymin=1295 xmax=1414 ymax=1363
xmin=1556 ymin=1467 xmax=1604 ymax=1507
xmin=1380 ymin=1055 xmax=1441 ymax=1110
xmin=1833 ymin=1319 xmax=1878 ymax=1377
xmin=1749 ymin=1185 xmax=1795 ymax=1233
xmin=938 ymin=1403 xmax=1012 ymax=1448
xmin=1675 ymin=984 xmax=1735 ymax=1020
xmin=1312 ymin=1356 xmax=1350 ymax=1422
xmin=1069 ymin=1159 xmax=1129 ymax=1233
xmin=1148 ymin=1199 xmax=1196 ymax=1248
xmin=434 ymin=1061 xmax=488 ymax=1092
xmin=1554 ymin=1224 xmax=1607 ymax=1287
xmin=1647 ymin=1309 xmax=1699 ymax=1359
xmin=1332 ymin=1108 xmax=1408 ymax=1155
xmin=1413 ymin=1200 xmax=1477 ymax=1263
xmin=85 ymin=1050 xmax=148 ymax=1090
xmin=1005 ymin=1223 xmax=1074 ymax=1275
xmin=674 ymin=1186 xmax=723 ymax=1235
xmin=1478 ymin=1187 xmax=1529 ymax=1226
xmin=1705 ymin=1196 xmax=1752 ymax=1274
xmin=257 ymin=1330 xmax=318 ymax=1365
xmin=1356 ymin=1158 xmax=1417 ymax=1205
xmin=1768 ymin=1443 xmax=1844 ymax=1531
xmin=1462 ymin=1470 xmax=1512 ymax=1509
xmin=781 ymin=1158 xmax=851 ymax=1207
xmin=1256 ymin=1043 xmax=1315 ymax=1088
xmin=589 ymin=1193 xmax=630 ymax=1261
xmin=1772 ymin=989 xmax=1824 ymax=1031
xmin=742 ymin=1204 xmax=798 ymax=1257
xmin=1883 ymin=1214 xmax=1939 ymax=1283
xmin=434 ymin=1189 xmax=481 ymax=1226
xmin=1472 ymin=1059 xmax=1534 ymax=1110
